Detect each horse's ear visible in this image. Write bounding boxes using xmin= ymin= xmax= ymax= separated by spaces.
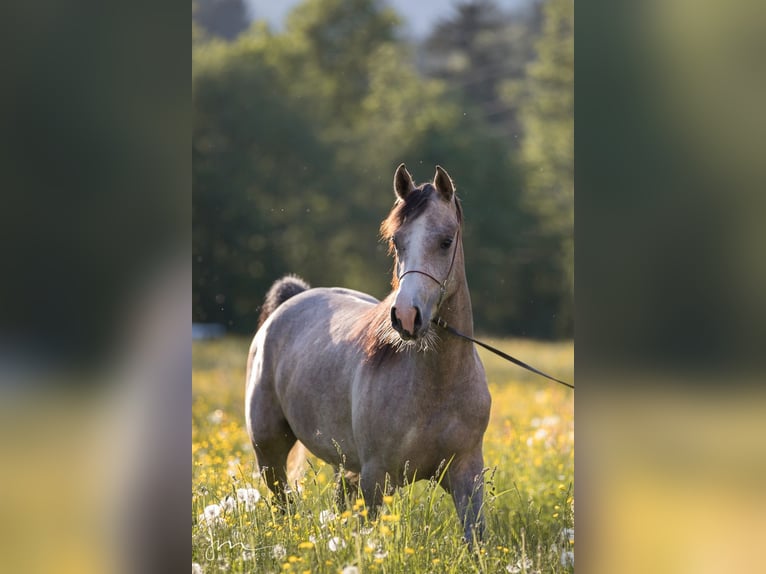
xmin=433 ymin=165 xmax=455 ymax=201
xmin=394 ymin=163 xmax=415 ymax=200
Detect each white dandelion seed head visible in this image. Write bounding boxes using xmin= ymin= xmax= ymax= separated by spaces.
xmin=236 ymin=487 xmax=261 ymax=510
xmin=341 ymin=567 xmax=359 ymax=574
xmin=198 ymin=503 xmax=224 ymax=526
xmin=272 ymin=544 xmax=286 ymax=560
xmin=192 ymin=563 xmax=203 ymax=574
xmin=328 ymin=536 xmax=346 ymax=552
xmin=219 ymin=495 xmax=236 ymax=512
xmin=208 ymin=409 xmax=224 ymax=424
xmin=319 ymin=509 xmax=336 ymax=526
xmin=561 ymin=550 xmax=574 ymax=567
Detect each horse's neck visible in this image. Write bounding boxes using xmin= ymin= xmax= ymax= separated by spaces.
xmin=423 ymin=273 xmax=478 ymax=380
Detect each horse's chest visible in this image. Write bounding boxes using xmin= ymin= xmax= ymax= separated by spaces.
xmin=359 ymin=393 xmax=484 ymax=466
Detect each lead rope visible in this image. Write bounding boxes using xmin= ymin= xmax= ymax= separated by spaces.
xmin=433 ymin=317 xmax=574 ymax=390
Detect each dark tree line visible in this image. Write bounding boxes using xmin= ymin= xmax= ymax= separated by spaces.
xmin=193 ymin=0 xmax=573 ymax=339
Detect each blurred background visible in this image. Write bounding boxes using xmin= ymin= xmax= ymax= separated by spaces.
xmin=0 ymin=0 xmax=764 ymax=571
xmin=192 ymin=0 xmax=574 ymax=340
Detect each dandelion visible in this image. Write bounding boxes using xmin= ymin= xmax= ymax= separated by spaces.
xmin=381 ymin=514 xmax=399 ymax=522
xmin=382 ymin=495 xmax=394 ymax=505
xmin=288 ymin=556 xmax=300 ymax=563
xmin=328 ymin=536 xmax=346 ymax=552
xmin=272 ymin=544 xmax=287 ymax=560
xmin=198 ymin=503 xmax=223 ymax=526
xmin=404 ymin=547 xmax=415 ymax=555
xmin=236 ymin=487 xmax=261 ymax=510
xmin=319 ymin=509 xmax=336 ymax=526
xmin=298 ymin=541 xmax=314 ymax=550
xmin=341 ymin=567 xmax=359 ymax=574
xmin=192 ymin=563 xmax=203 ymax=574
xmin=374 ymin=551 xmax=388 ymax=560
xmin=561 ymin=550 xmax=574 ymax=567
xmin=208 ymin=409 xmax=224 ymax=424
xmin=220 ymin=495 xmax=236 ymax=512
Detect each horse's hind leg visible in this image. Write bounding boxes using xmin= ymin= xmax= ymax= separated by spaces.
xmin=250 ymin=418 xmax=297 ymax=507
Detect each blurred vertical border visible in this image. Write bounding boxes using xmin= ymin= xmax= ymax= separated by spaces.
xmin=0 ymin=0 xmax=189 ymax=572
xmin=576 ymin=0 xmax=766 ymax=572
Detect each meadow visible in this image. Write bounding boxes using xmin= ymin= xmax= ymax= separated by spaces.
xmin=192 ymin=337 xmax=574 ymax=573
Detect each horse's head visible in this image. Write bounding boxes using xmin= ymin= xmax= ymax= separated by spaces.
xmin=382 ymin=164 xmax=462 ymax=344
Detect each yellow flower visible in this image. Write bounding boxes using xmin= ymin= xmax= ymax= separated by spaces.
xmin=298 ymin=541 xmax=314 ymax=550
xmin=288 ymin=555 xmax=300 ymax=563
xmin=380 ymin=525 xmax=391 ymax=536
xmin=432 ymin=558 xmax=441 ymax=564
xmin=382 ymin=495 xmax=394 ymax=505
xmin=381 ymin=514 xmax=400 ymax=522
xmin=404 ymin=547 xmax=415 ymax=555
xmin=341 ymin=510 xmax=352 ymax=519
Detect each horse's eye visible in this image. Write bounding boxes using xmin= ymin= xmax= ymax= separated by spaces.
xmin=441 ymin=238 xmax=453 ymax=249
xmin=392 ymin=237 xmax=403 ymax=252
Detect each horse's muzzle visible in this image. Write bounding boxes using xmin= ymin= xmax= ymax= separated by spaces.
xmin=391 ymin=305 xmax=423 ymax=339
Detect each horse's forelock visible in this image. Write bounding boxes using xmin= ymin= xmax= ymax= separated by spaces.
xmin=380 ymin=183 xmax=462 ymax=290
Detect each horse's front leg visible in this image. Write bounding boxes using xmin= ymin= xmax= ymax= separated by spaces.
xmin=359 ymin=462 xmax=389 ymax=520
xmin=446 ymin=452 xmax=486 ymax=547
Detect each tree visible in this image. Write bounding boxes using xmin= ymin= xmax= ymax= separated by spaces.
xmin=421 ymin=0 xmax=541 ymax=142
xmin=507 ymin=0 xmax=574 ymax=337
xmin=193 ymin=0 xmax=250 ymax=41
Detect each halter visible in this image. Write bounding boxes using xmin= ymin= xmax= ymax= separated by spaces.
xmin=396 ymin=200 xmax=462 ymax=309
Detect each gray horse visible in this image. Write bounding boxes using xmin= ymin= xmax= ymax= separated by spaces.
xmin=246 ymin=164 xmax=491 ymax=543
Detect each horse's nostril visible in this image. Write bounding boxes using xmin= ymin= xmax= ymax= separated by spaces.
xmin=414 ymin=307 xmax=422 ymax=331
xmin=390 ymin=307 xmax=401 ymax=330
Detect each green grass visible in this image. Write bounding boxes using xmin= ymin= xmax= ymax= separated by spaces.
xmin=192 ymin=336 xmax=574 ymax=573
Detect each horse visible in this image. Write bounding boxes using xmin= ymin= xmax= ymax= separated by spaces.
xmin=245 ymin=164 xmax=491 ymax=544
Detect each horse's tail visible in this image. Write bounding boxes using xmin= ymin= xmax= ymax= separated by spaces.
xmin=257 ymin=274 xmax=310 ymax=329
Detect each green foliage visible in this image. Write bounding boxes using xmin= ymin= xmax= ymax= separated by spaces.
xmin=192 ymin=0 xmax=574 ymax=338
xmin=504 ymin=0 xmax=574 ymax=336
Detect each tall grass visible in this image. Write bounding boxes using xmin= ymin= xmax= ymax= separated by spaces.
xmin=192 ymin=337 xmax=574 ymax=573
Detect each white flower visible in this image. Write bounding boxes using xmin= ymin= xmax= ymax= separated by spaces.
xmin=272 ymin=544 xmax=286 ymax=560
xmin=561 ymin=550 xmax=574 ymax=567
xmin=192 ymin=563 xmax=203 ymax=574
xmin=236 ymin=487 xmax=261 ymax=510
xmin=208 ymin=409 xmax=224 ymax=424
xmin=198 ymin=503 xmax=223 ymax=526
xmin=373 ymin=550 xmax=387 ymax=560
xmin=319 ymin=509 xmax=336 ymax=526
xmin=341 ymin=567 xmax=359 ymax=574
xmin=219 ymin=495 xmax=236 ymax=512
xmin=506 ymin=557 xmax=533 ymax=573
xmin=328 ymin=536 xmax=346 ymax=552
